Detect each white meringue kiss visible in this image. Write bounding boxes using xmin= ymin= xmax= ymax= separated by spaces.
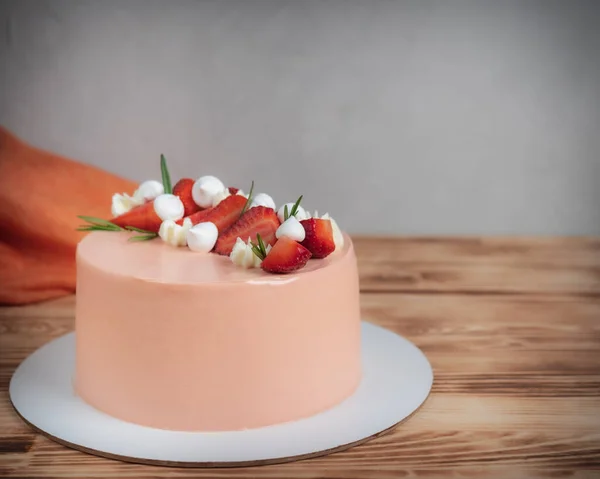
xmin=211 ymin=188 xmax=231 ymax=207
xmin=134 ymin=180 xmax=164 ymax=203
xmin=275 ymin=216 xmax=305 ymax=242
xmin=154 ymin=194 xmax=185 ymax=221
xmin=192 ymin=176 xmax=226 ymax=208
xmin=250 ymin=193 xmax=276 ymax=210
xmin=187 ymin=222 xmax=218 ymax=253
xmin=276 ymin=203 xmax=309 ymax=222
xmin=111 ymin=180 xmax=164 ymax=217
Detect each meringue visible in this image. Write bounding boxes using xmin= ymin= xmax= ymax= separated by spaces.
xmin=187 ymin=222 xmax=219 ymax=253
xmin=154 ymin=194 xmax=185 ymax=221
xmin=251 ymin=193 xmax=276 ymax=210
xmin=276 ymin=203 xmax=309 ymax=222
xmin=192 ymin=176 xmax=226 ymax=208
xmin=211 ymin=188 xmax=231 ymax=207
xmin=133 ymin=180 xmax=164 ymax=203
xmin=276 ymin=216 xmax=305 ymax=242
xmin=159 ymin=218 xmax=193 ymax=247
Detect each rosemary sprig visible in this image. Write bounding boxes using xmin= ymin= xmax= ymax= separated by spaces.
xmin=160 ymin=154 xmax=172 ymax=194
xmin=127 ymin=233 xmax=158 ymax=242
xmin=239 ymin=180 xmax=255 ymax=218
xmin=284 ymin=195 xmax=303 ymax=221
xmin=250 ymin=233 xmax=269 ymax=260
xmin=76 ymin=216 xmax=158 ymax=242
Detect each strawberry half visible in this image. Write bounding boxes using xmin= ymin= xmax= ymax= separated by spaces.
xmin=214 ymin=206 xmax=280 ymax=255
xmin=300 ymin=218 xmax=335 ymax=258
xmin=192 ymin=194 xmax=247 ymax=233
xmin=177 ymin=206 xmax=214 ymax=226
xmin=173 ymin=178 xmax=201 ymax=216
xmin=112 ymin=201 xmax=162 ymax=232
xmin=261 ymin=237 xmax=312 ymax=274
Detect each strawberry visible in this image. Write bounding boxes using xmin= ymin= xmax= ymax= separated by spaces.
xmin=112 ymin=201 xmax=162 ymax=232
xmin=214 ymin=206 xmax=280 ymax=255
xmin=228 ymin=186 xmax=239 ymax=195
xmin=187 ymin=194 xmax=248 ymax=233
xmin=177 ymin=206 xmax=214 ymax=226
xmin=173 ymin=178 xmax=201 ymax=216
xmin=300 ymin=218 xmax=335 ymax=258
xmin=261 ymin=237 xmax=312 ymax=274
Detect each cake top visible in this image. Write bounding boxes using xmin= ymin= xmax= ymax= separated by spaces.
xmin=78 ymin=230 xmax=352 ymax=284
xmin=77 ymin=155 xmax=346 ymax=275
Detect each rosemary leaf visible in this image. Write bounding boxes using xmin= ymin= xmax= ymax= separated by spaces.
xmin=240 ymin=180 xmax=255 ymax=217
xmin=125 ymin=225 xmax=156 ymax=234
xmin=284 ymin=204 xmax=289 ymax=221
xmin=128 ymin=234 xmax=158 ymax=242
xmin=77 ymin=215 xmax=122 ymax=228
xmin=290 ymin=195 xmax=303 ymax=218
xmin=160 ymin=154 xmax=172 ymax=194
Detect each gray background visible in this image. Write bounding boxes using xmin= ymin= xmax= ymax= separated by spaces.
xmin=1 ymin=0 xmax=599 ymax=235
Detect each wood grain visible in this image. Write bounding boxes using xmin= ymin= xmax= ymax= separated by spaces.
xmin=1 ymin=237 xmax=599 ymax=478
xmin=353 ymin=236 xmax=600 ymax=295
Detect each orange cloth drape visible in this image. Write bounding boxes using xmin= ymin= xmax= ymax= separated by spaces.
xmin=0 ymin=127 xmax=137 ymax=305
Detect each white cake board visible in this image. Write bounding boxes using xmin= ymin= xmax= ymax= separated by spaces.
xmin=9 ymin=321 xmax=433 ymax=467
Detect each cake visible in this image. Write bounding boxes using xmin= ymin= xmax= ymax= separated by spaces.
xmin=74 ymin=157 xmax=362 ymax=432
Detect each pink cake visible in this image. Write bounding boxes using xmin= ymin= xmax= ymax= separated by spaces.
xmin=74 ymin=160 xmax=362 ymax=431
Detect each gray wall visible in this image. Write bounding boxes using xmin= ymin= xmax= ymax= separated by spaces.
xmin=1 ymin=0 xmax=599 ymax=235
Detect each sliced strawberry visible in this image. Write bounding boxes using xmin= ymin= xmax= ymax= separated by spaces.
xmin=177 ymin=206 xmax=214 ymax=226
xmin=261 ymin=237 xmax=312 ymax=274
xmin=187 ymin=194 xmax=248 ymax=233
xmin=300 ymin=218 xmax=335 ymax=258
xmin=214 ymin=206 xmax=280 ymax=255
xmin=228 ymin=186 xmax=239 ymax=195
xmin=173 ymin=178 xmax=201 ymax=216
xmin=112 ymin=201 xmax=162 ymax=232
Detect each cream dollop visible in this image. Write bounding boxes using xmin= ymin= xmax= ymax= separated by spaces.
xmin=192 ymin=176 xmax=226 ymax=208
xmin=187 ymin=222 xmax=218 ymax=253
xmin=230 ymin=237 xmax=271 ymax=268
xmin=276 ymin=203 xmax=309 ymax=222
xmin=251 ymin=193 xmax=276 ymax=210
xmin=111 ymin=193 xmax=137 ymax=217
xmin=111 ymin=180 xmax=164 ymax=217
xmin=154 ymin=194 xmax=185 ymax=221
xmin=276 ymin=216 xmax=305 ymax=242
xmin=159 ymin=218 xmax=192 ymax=247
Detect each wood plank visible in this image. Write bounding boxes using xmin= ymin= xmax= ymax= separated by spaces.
xmin=352 ymin=237 xmax=600 ymax=295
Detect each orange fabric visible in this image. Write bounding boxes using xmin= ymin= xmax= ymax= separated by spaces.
xmin=0 ymin=127 xmax=137 ymax=305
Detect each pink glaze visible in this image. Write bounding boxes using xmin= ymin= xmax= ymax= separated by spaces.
xmin=75 ymin=232 xmax=362 ymax=431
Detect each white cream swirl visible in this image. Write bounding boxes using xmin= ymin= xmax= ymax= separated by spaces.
xmin=230 ymin=237 xmax=271 ymax=268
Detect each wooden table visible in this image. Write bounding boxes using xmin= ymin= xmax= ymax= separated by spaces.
xmin=1 ymin=237 xmax=599 ymax=478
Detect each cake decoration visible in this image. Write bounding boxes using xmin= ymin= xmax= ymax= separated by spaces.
xmin=77 ymin=155 xmax=343 ymax=271
xmin=158 ymin=217 xmax=193 ymax=247
xmin=276 ymin=216 xmax=306 ymax=242
xmin=230 ymin=236 xmax=271 ymax=268
xmin=187 ymin=222 xmax=219 ymax=252
xmin=256 ymin=235 xmax=312 ymax=274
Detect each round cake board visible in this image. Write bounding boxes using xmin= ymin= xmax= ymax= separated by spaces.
xmin=9 ymin=321 xmax=433 ymax=467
